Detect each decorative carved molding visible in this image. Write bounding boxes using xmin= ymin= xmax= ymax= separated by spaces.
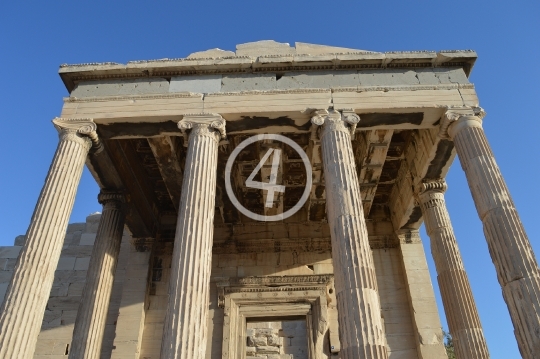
xmin=177 ymin=114 xmax=226 ymax=144
xmin=334 ymin=83 xmax=475 ymax=92
xmin=230 ymin=275 xmax=333 ymax=286
xmin=225 ymin=286 xmax=327 ymax=294
xmin=216 ymin=275 xmax=333 ymax=308
xmin=52 ymin=117 xmax=102 ymax=153
xmin=439 ymin=106 xmax=486 ymax=139
xmin=60 ymin=49 xmax=472 ymax=69
xmin=438 ymin=49 xmax=476 ymax=53
xmin=205 ymin=88 xmax=331 ymax=96
xmin=64 ymin=92 xmax=202 ymax=102
xmin=60 ymin=62 xmax=121 ymax=68
xmin=385 ymin=50 xmax=436 ymax=54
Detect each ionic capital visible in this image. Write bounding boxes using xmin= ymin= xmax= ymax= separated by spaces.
xmin=52 ymin=118 xmax=102 ymax=153
xmin=439 ymin=107 xmax=486 ymax=140
xmin=415 ymin=179 xmax=447 ymax=205
xmin=98 ymin=190 xmax=125 ymax=207
xmin=178 ymin=113 xmax=226 ymax=144
xmin=416 ymin=179 xmax=447 ymax=195
xmin=311 ymin=109 xmax=360 ymax=137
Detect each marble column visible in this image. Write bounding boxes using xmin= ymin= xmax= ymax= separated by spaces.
xmin=69 ymin=191 xmax=126 ymax=359
xmin=312 ymin=109 xmax=388 ymax=359
xmin=0 ymin=118 xmax=99 ymax=359
xmin=160 ymin=114 xmax=226 ymax=359
xmin=416 ymin=179 xmax=489 ymax=359
xmin=442 ymin=107 xmax=540 ymax=359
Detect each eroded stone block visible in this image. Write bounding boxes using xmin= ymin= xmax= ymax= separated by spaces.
xmin=170 ymin=74 xmax=222 ymax=93
xmin=71 ymin=78 xmax=169 ymax=97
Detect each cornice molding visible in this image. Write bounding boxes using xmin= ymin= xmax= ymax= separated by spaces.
xmin=205 ymin=88 xmax=331 ymax=96
xmin=64 ymin=92 xmax=201 ymax=103
xmin=59 ymin=49 xmax=477 ymax=92
xmin=214 ymin=274 xmax=333 ymax=308
xmin=61 ymin=60 xmax=473 ymax=81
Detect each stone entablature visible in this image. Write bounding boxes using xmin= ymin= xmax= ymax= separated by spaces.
xmin=67 ymin=69 xmax=472 ymax=99
xmin=59 ymin=41 xmax=476 ymax=92
xmin=2 ymin=40 xmax=539 ymax=359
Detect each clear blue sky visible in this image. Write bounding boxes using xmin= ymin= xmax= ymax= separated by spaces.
xmin=0 ymin=1 xmax=538 ymax=358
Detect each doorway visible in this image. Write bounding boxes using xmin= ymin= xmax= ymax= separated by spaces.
xmin=246 ymin=317 xmax=308 ymax=359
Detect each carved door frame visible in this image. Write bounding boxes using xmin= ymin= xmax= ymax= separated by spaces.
xmin=216 ymin=275 xmax=335 ymax=359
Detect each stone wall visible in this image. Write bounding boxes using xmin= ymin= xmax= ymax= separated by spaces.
xmin=140 ymin=240 xmax=424 ymax=358
xmin=0 ymin=217 xmax=443 ymax=359
xmin=0 ymin=213 xmax=135 ymax=359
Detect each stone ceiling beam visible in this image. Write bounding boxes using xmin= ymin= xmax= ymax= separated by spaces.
xmin=306 ymin=125 xmax=324 ymax=221
xmin=85 ymin=132 xmax=154 ymax=238
xmin=356 ymin=129 xmax=393 ymax=216
xmin=147 ymin=136 xmax=183 ymax=212
xmin=104 ymin=139 xmax=162 ymax=237
xmin=388 ymin=127 xmax=455 ymax=230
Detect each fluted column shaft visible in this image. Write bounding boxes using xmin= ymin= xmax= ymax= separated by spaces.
xmin=69 ymin=191 xmax=126 ymax=359
xmin=417 ymin=180 xmax=489 ymax=359
xmin=445 ymin=109 xmax=540 ymax=359
xmin=312 ymin=110 xmax=388 ymax=359
xmin=160 ymin=115 xmax=225 ymax=359
xmin=0 ymin=119 xmax=96 ymax=359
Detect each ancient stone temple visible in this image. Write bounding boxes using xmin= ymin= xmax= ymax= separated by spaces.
xmin=0 ymin=40 xmax=538 ymax=359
